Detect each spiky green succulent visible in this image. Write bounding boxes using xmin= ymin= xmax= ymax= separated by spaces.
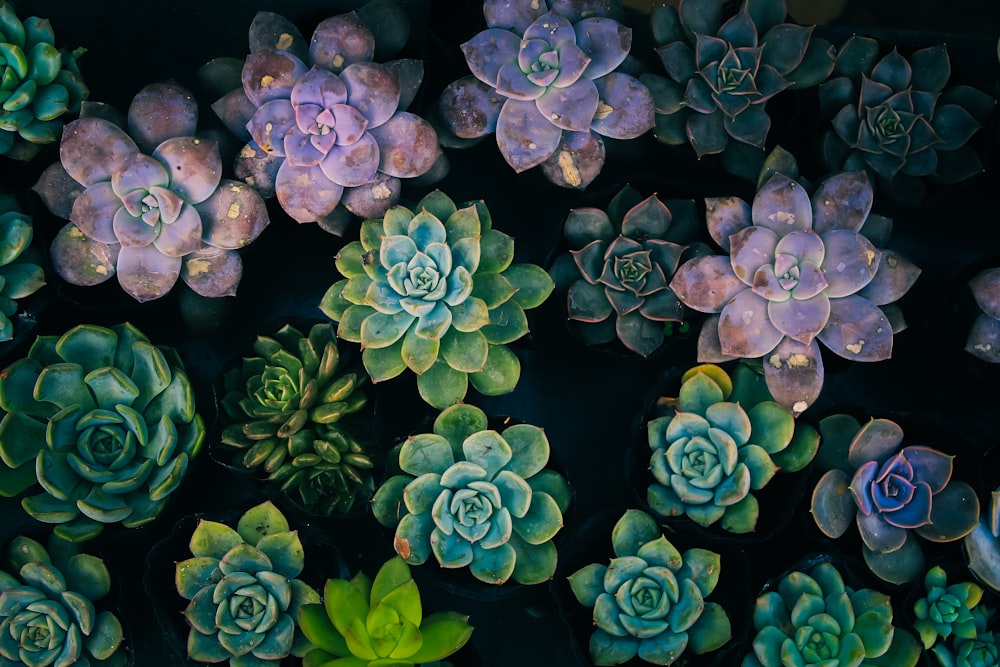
xmin=0 ymin=322 xmax=205 ymax=542
xmin=320 ymin=190 xmax=554 ymax=409
xmin=220 ymin=322 xmax=375 ymax=515
xmin=175 ymin=501 xmax=320 ymax=666
xmin=914 ymin=566 xmax=985 ymax=650
xmin=0 ymin=192 xmax=44 ymax=341
xmin=931 ymin=605 xmax=999 ymax=667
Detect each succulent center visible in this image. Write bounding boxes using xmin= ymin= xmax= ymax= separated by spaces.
xmin=628 ymin=576 xmax=663 ymax=614
xmin=679 ymin=437 xmax=721 ymax=479
xmin=296 ymin=102 xmax=368 ymax=152
xmin=0 ymin=42 xmax=28 ymax=84
xmin=229 ymin=585 xmax=272 ymax=632
xmin=407 ymin=266 xmax=440 ymax=294
xmin=930 ymin=594 xmax=961 ymax=623
xmin=774 ymin=253 xmax=801 ymax=290
xmin=452 ymin=488 xmax=494 ymax=526
xmin=256 ymin=368 xmax=299 ymax=411
xmin=795 ymin=626 xmax=839 ymax=662
xmin=716 ymin=65 xmax=749 ymax=92
xmin=120 ymin=185 xmax=184 ymax=226
xmin=966 ymin=639 xmax=1000 ymax=667
xmin=15 ymin=611 xmax=62 ymax=651
xmin=612 ymin=252 xmax=652 ymax=293
xmin=874 ymin=106 xmax=906 ymax=141
xmin=75 ymin=411 xmax=135 ymax=470
xmin=524 ymin=42 xmax=560 ymax=88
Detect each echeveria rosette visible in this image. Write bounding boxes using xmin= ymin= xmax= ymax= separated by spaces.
xmin=0 ymin=535 xmax=125 ymax=667
xmin=437 ymin=0 xmax=654 ymax=189
xmin=371 ymin=404 xmax=572 ymax=586
xmin=913 ymin=566 xmax=985 ymax=650
xmin=32 ymin=82 xmax=270 ymax=303
xmin=0 ymin=193 xmax=45 ymax=342
xmin=670 ymin=171 xmax=921 ymax=415
xmin=298 ymin=555 xmax=473 ymax=666
xmin=320 ymin=190 xmax=554 ymax=409
xmin=964 ymin=484 xmax=1000 ymax=596
xmin=175 ymin=501 xmax=319 ymax=666
xmin=965 ymin=268 xmax=1000 ymax=363
xmin=569 ymin=509 xmax=731 ymax=665
xmin=931 ymin=605 xmax=1000 ymax=667
xmin=810 ymin=416 xmax=980 ymax=584
xmin=219 ymin=322 xmax=375 ymax=516
xmin=0 ymin=322 xmax=205 ymax=543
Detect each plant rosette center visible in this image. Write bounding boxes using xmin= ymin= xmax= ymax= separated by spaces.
xmin=851 ymin=449 xmax=934 ymax=528
xmin=432 ymin=464 xmax=509 ymax=546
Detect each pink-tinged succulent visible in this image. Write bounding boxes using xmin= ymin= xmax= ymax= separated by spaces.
xmin=966 ymin=268 xmax=1000 ymax=363
xmin=32 ymin=82 xmax=269 ymax=303
xmin=670 ymin=171 xmax=920 ymax=414
xmin=437 ymin=0 xmax=654 ymax=189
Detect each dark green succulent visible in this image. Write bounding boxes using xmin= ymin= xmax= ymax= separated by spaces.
xmin=0 ymin=192 xmax=44 ymax=341
xmin=220 ymin=323 xmax=375 ymax=515
xmin=914 ymin=566 xmax=985 ymax=650
xmin=931 ymin=605 xmax=999 ymax=667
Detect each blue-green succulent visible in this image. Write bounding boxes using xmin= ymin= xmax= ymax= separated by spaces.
xmin=0 ymin=192 xmax=45 ymax=342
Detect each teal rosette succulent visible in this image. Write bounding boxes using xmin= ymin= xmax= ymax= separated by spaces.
xmin=931 ymin=605 xmax=1000 ymax=667
xmin=320 ymin=190 xmax=554 ymax=409
xmin=647 ymin=363 xmax=819 ymax=533
xmin=913 ymin=566 xmax=985 ymax=650
xmin=372 ymin=404 xmax=572 ymax=585
xmin=0 ymin=192 xmax=45 ymax=342
xmin=219 ymin=322 xmax=375 ymax=515
xmin=569 ymin=509 xmax=731 ymax=665
xmin=0 ymin=534 xmax=125 ymax=667
xmin=297 ymin=555 xmax=473 ymax=666
xmin=742 ymin=560 xmax=921 ymax=667
xmin=0 ymin=322 xmax=205 ymax=542
xmin=175 ymin=501 xmax=320 ymax=665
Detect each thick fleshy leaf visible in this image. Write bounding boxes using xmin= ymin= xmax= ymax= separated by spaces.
xmin=539 ymin=129 xmax=606 ymax=190
xmin=576 ymin=17 xmax=631 ymax=81
xmin=916 ymin=480 xmax=979 ymax=543
xmin=536 ymin=78 xmax=599 ymax=133
xmin=670 ymin=255 xmax=745 ymax=313
xmin=369 ymin=111 xmax=440 ymax=178
xmin=153 ymin=137 xmax=223 ymax=205
xmin=762 ymin=336 xmax=823 ymax=415
xmin=718 ymin=289 xmax=784 ymax=357
xmin=461 ymin=28 xmax=520 ymax=88
xmin=181 ymin=246 xmax=243 ymax=298
xmin=590 ymin=73 xmax=655 ymax=140
xmin=819 ymin=230 xmax=879 ymax=298
xmin=857 ymin=251 xmax=920 ymax=306
xmin=817 ymin=295 xmax=892 ymax=361
xmin=127 ymin=82 xmax=198 ymax=153
xmin=811 ymin=171 xmax=873 ymax=234
xmin=339 ymin=62 xmax=400 ymax=129
xmin=437 ymin=76 xmax=504 ymax=140
xmin=687 ymin=109 xmax=728 ymax=157
xmin=752 ymin=174 xmax=812 ymax=235
xmin=116 ymin=245 xmax=182 ymax=302
xmin=496 ymin=99 xmax=562 ymax=172
xmin=309 ymin=12 xmax=375 ymax=72
xmin=811 ymin=468 xmax=856 ymax=538
xmin=241 ymin=50 xmax=308 ymax=107
xmin=196 ymin=179 xmax=269 ymax=249
xmin=59 ymin=118 xmax=139 ymax=187
xmin=705 ymin=196 xmax=751 ymax=252
xmin=275 ymin=161 xmax=344 ymax=223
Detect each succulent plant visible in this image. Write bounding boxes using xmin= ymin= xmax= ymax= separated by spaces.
xmin=810 ymin=415 xmax=979 ymax=584
xmin=298 ymin=555 xmax=473 ymax=666
xmin=963 ymin=484 xmax=1000 ymax=595
xmin=931 ymin=605 xmax=1000 ymax=667
xmin=371 ymin=404 xmax=572 ymax=585
xmin=913 ymin=566 xmax=985 ymax=650
xmin=204 ymin=6 xmax=442 ymax=230
xmin=320 ymin=190 xmax=554 ymax=409
xmin=0 ymin=322 xmax=205 ymax=542
xmin=647 ymin=363 xmax=818 ymax=533
xmin=32 ymin=81 xmax=270 ymax=302
xmin=436 ymin=0 xmax=654 ymax=189
xmin=0 ymin=192 xmax=45 ymax=341
xmin=569 ymin=509 xmax=731 ymax=665
xmin=742 ymin=560 xmax=921 ymax=667
xmin=0 ymin=534 xmax=125 ymax=667
xmin=965 ymin=268 xmax=1000 ymax=363
xmin=670 ymin=171 xmax=920 ymax=414
xmin=219 ymin=322 xmax=376 ymax=515
xmin=175 ymin=501 xmax=320 ymax=665
xmin=0 ymin=1 xmax=88 ymax=161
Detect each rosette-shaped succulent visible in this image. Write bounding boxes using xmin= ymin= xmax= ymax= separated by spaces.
xmin=647 ymin=364 xmax=818 ymax=533
xmin=931 ymin=605 xmax=1000 ymax=667
xmin=175 ymin=501 xmax=319 ymax=665
xmin=0 ymin=322 xmax=205 ymax=542
xmin=965 ymin=268 xmax=1000 ymax=363
xmin=298 ymin=555 xmax=473 ymax=666
xmin=437 ymin=0 xmax=654 ymax=189
xmin=219 ymin=322 xmax=375 ymax=515
xmin=32 ymin=82 xmax=270 ymax=302
xmin=0 ymin=193 xmax=45 ymax=341
xmin=670 ymin=171 xmax=920 ymax=414
xmin=321 ymin=190 xmax=554 ymax=409
xmin=0 ymin=1 xmax=88 ymax=161
xmin=964 ymin=484 xmax=1000 ymax=595
xmin=569 ymin=509 xmax=731 ymax=665
xmin=820 ymin=37 xmax=994 ymax=196
xmin=0 ymin=534 xmax=125 ymax=667
xmin=913 ymin=566 xmax=985 ymax=650
xmin=743 ymin=560 xmax=921 ymax=667
xmin=372 ymin=404 xmax=572 ymax=585
xmin=811 ymin=416 xmax=979 ymax=584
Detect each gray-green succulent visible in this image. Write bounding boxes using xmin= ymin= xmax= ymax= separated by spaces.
xmin=0 ymin=192 xmax=45 ymax=342
xmin=931 ymin=605 xmax=999 ymax=667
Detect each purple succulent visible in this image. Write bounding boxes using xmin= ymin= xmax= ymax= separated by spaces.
xmin=32 ymin=82 xmax=269 ymax=302
xmin=670 ymin=171 xmax=920 ymax=414
xmin=966 ymin=268 xmax=1000 ymax=363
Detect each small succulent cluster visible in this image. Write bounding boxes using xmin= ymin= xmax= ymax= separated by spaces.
xmin=0 ymin=0 xmax=88 ymax=161
xmin=913 ymin=566 xmax=986 ymax=650
xmin=0 ymin=534 xmax=125 ymax=666
xmin=965 ymin=268 xmax=1000 ymax=363
xmin=321 ymin=190 xmax=553 ymax=409
xmin=32 ymin=82 xmax=270 ymax=302
xmin=670 ymin=170 xmax=920 ymax=414
xmin=436 ymin=0 xmax=654 ymax=189
xmin=647 ymin=363 xmax=818 ymax=533
xmin=0 ymin=192 xmax=45 ymax=341
xmin=219 ymin=322 xmax=375 ymax=515
xmin=569 ymin=509 xmax=731 ymax=666
xmin=298 ymin=555 xmax=474 ymax=666
xmin=372 ymin=404 xmax=571 ymax=585
xmin=175 ymin=501 xmax=319 ymax=665
xmin=0 ymin=322 xmax=205 ymax=542
xmin=930 ymin=605 xmax=1000 ymax=667
xmin=810 ymin=415 xmax=980 ymax=584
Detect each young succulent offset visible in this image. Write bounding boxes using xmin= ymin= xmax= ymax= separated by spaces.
xmin=647 ymin=364 xmax=819 ymax=533
xmin=371 ymin=404 xmax=572 ymax=585
xmin=175 ymin=501 xmax=320 ymax=665
xmin=0 ymin=193 xmax=45 ymax=341
xmin=321 ymin=190 xmax=554 ymax=409
xmin=670 ymin=171 xmax=920 ymax=414
xmin=32 ymin=82 xmax=270 ymax=302
xmin=298 ymin=556 xmax=473 ymax=666
xmin=965 ymin=268 xmax=1000 ymax=363
xmin=436 ymin=0 xmax=654 ymax=189
xmin=569 ymin=509 xmax=731 ymax=665
xmin=913 ymin=566 xmax=985 ymax=650
xmin=0 ymin=322 xmax=205 ymax=542
xmin=811 ymin=416 xmax=980 ymax=584
xmin=930 ymin=605 xmax=1000 ymax=667
xmin=219 ymin=323 xmax=375 ymax=515
xmin=0 ymin=535 xmax=125 ymax=667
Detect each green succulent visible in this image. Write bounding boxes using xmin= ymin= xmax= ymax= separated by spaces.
xmin=569 ymin=509 xmax=731 ymax=665
xmin=320 ymin=190 xmax=554 ymax=409
xmin=371 ymin=403 xmax=572 ymax=585
xmin=0 ymin=192 xmax=44 ymax=341
xmin=0 ymin=534 xmax=125 ymax=667
xmin=914 ymin=566 xmax=985 ymax=650
xmin=931 ymin=605 xmax=999 ymax=667
xmin=0 ymin=322 xmax=205 ymax=542
xmin=0 ymin=0 xmax=87 ymax=160
xmin=175 ymin=501 xmax=320 ymax=666
xmin=298 ymin=555 xmax=473 ymax=667
xmin=220 ymin=322 xmax=375 ymax=515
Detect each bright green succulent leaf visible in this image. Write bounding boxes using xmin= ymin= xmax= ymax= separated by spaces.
xmin=512 ymin=491 xmax=562 ymax=546
xmin=509 ymin=534 xmax=557 ymax=585
xmin=371 ymin=475 xmax=413 ymax=528
xmin=611 ymin=509 xmax=661 ymax=559
xmin=399 ymin=433 xmax=454 ymax=476
xmin=449 ymin=296 xmax=490 ymax=333
xmin=444 ymin=204 xmax=481 ymax=245
xmin=376 ymin=577 xmax=422 ymax=628
xmin=189 ymin=519 xmax=244 ymax=558
xmin=362 ymin=339 xmax=407 ymax=383
xmin=0 ymin=408 xmax=46 ymax=469
xmin=256 ymin=531 xmax=305 ymax=580
xmin=503 ymin=263 xmax=554 ymax=310
xmin=188 ymin=627 xmax=233 ymax=662
xmin=471 ymin=272 xmax=516 ymax=310
xmin=678 ymin=371 xmax=726 ymax=415
xmin=406 ymin=611 xmax=473 ymax=663
xmin=569 ymin=562 xmax=607 ymax=607
xmin=477 ymin=229 xmax=514 ymax=274
xmin=34 ymin=364 xmax=95 ymax=412
xmin=52 ymin=515 xmax=103 ymax=543
xmin=590 ymin=627 xmax=640 ymax=665
xmin=56 ymin=324 xmax=118 ymax=372
xmin=86 ymin=610 xmax=124 ymax=661
xmin=439 ymin=328 xmax=487 ymax=373
xmin=370 ymin=556 xmax=413 ymax=609
xmin=864 ymin=627 xmax=921 ymax=667
xmin=676 ymin=548 xmax=721 ymax=597
xmin=499 ymin=423 xmax=548 ymax=480
xmin=394 ymin=512 xmax=433 ymax=565
xmin=359 ymin=219 xmax=385 ymax=253
xmin=468 ymin=344 xmax=519 ymax=397
xmin=468 ymin=541 xmax=515 ymax=584
xmin=635 ymin=536 xmax=682 ymax=572
xmin=688 ymin=601 xmax=731 ymax=654
xmin=527 ymin=469 xmax=572 ymax=514
xmin=417 ymin=190 xmax=456 ymax=223
xmin=325 ymin=578 xmax=372 ymax=638
xmin=174 ymin=556 xmax=220 ymax=600
xmin=361 ymin=311 xmax=413 ymax=350
xmin=771 ymin=422 xmax=819 ymax=472
xmin=320 ymin=280 xmax=351 ymax=321
xmin=299 ymin=603 xmax=350 ymax=657
xmin=61 ymin=553 xmax=110 ymax=601
xmin=0 ymin=262 xmax=43 ymax=298
xmin=481 ymin=300 xmax=529 ymax=345
xmin=681 ymin=364 xmax=733 ymax=398
xmin=401 ymin=328 xmax=439 ymax=374
xmin=335 ymin=240 xmax=368 ymax=279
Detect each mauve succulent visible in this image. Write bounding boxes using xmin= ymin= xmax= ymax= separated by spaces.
xmin=966 ymin=268 xmax=1000 ymax=363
